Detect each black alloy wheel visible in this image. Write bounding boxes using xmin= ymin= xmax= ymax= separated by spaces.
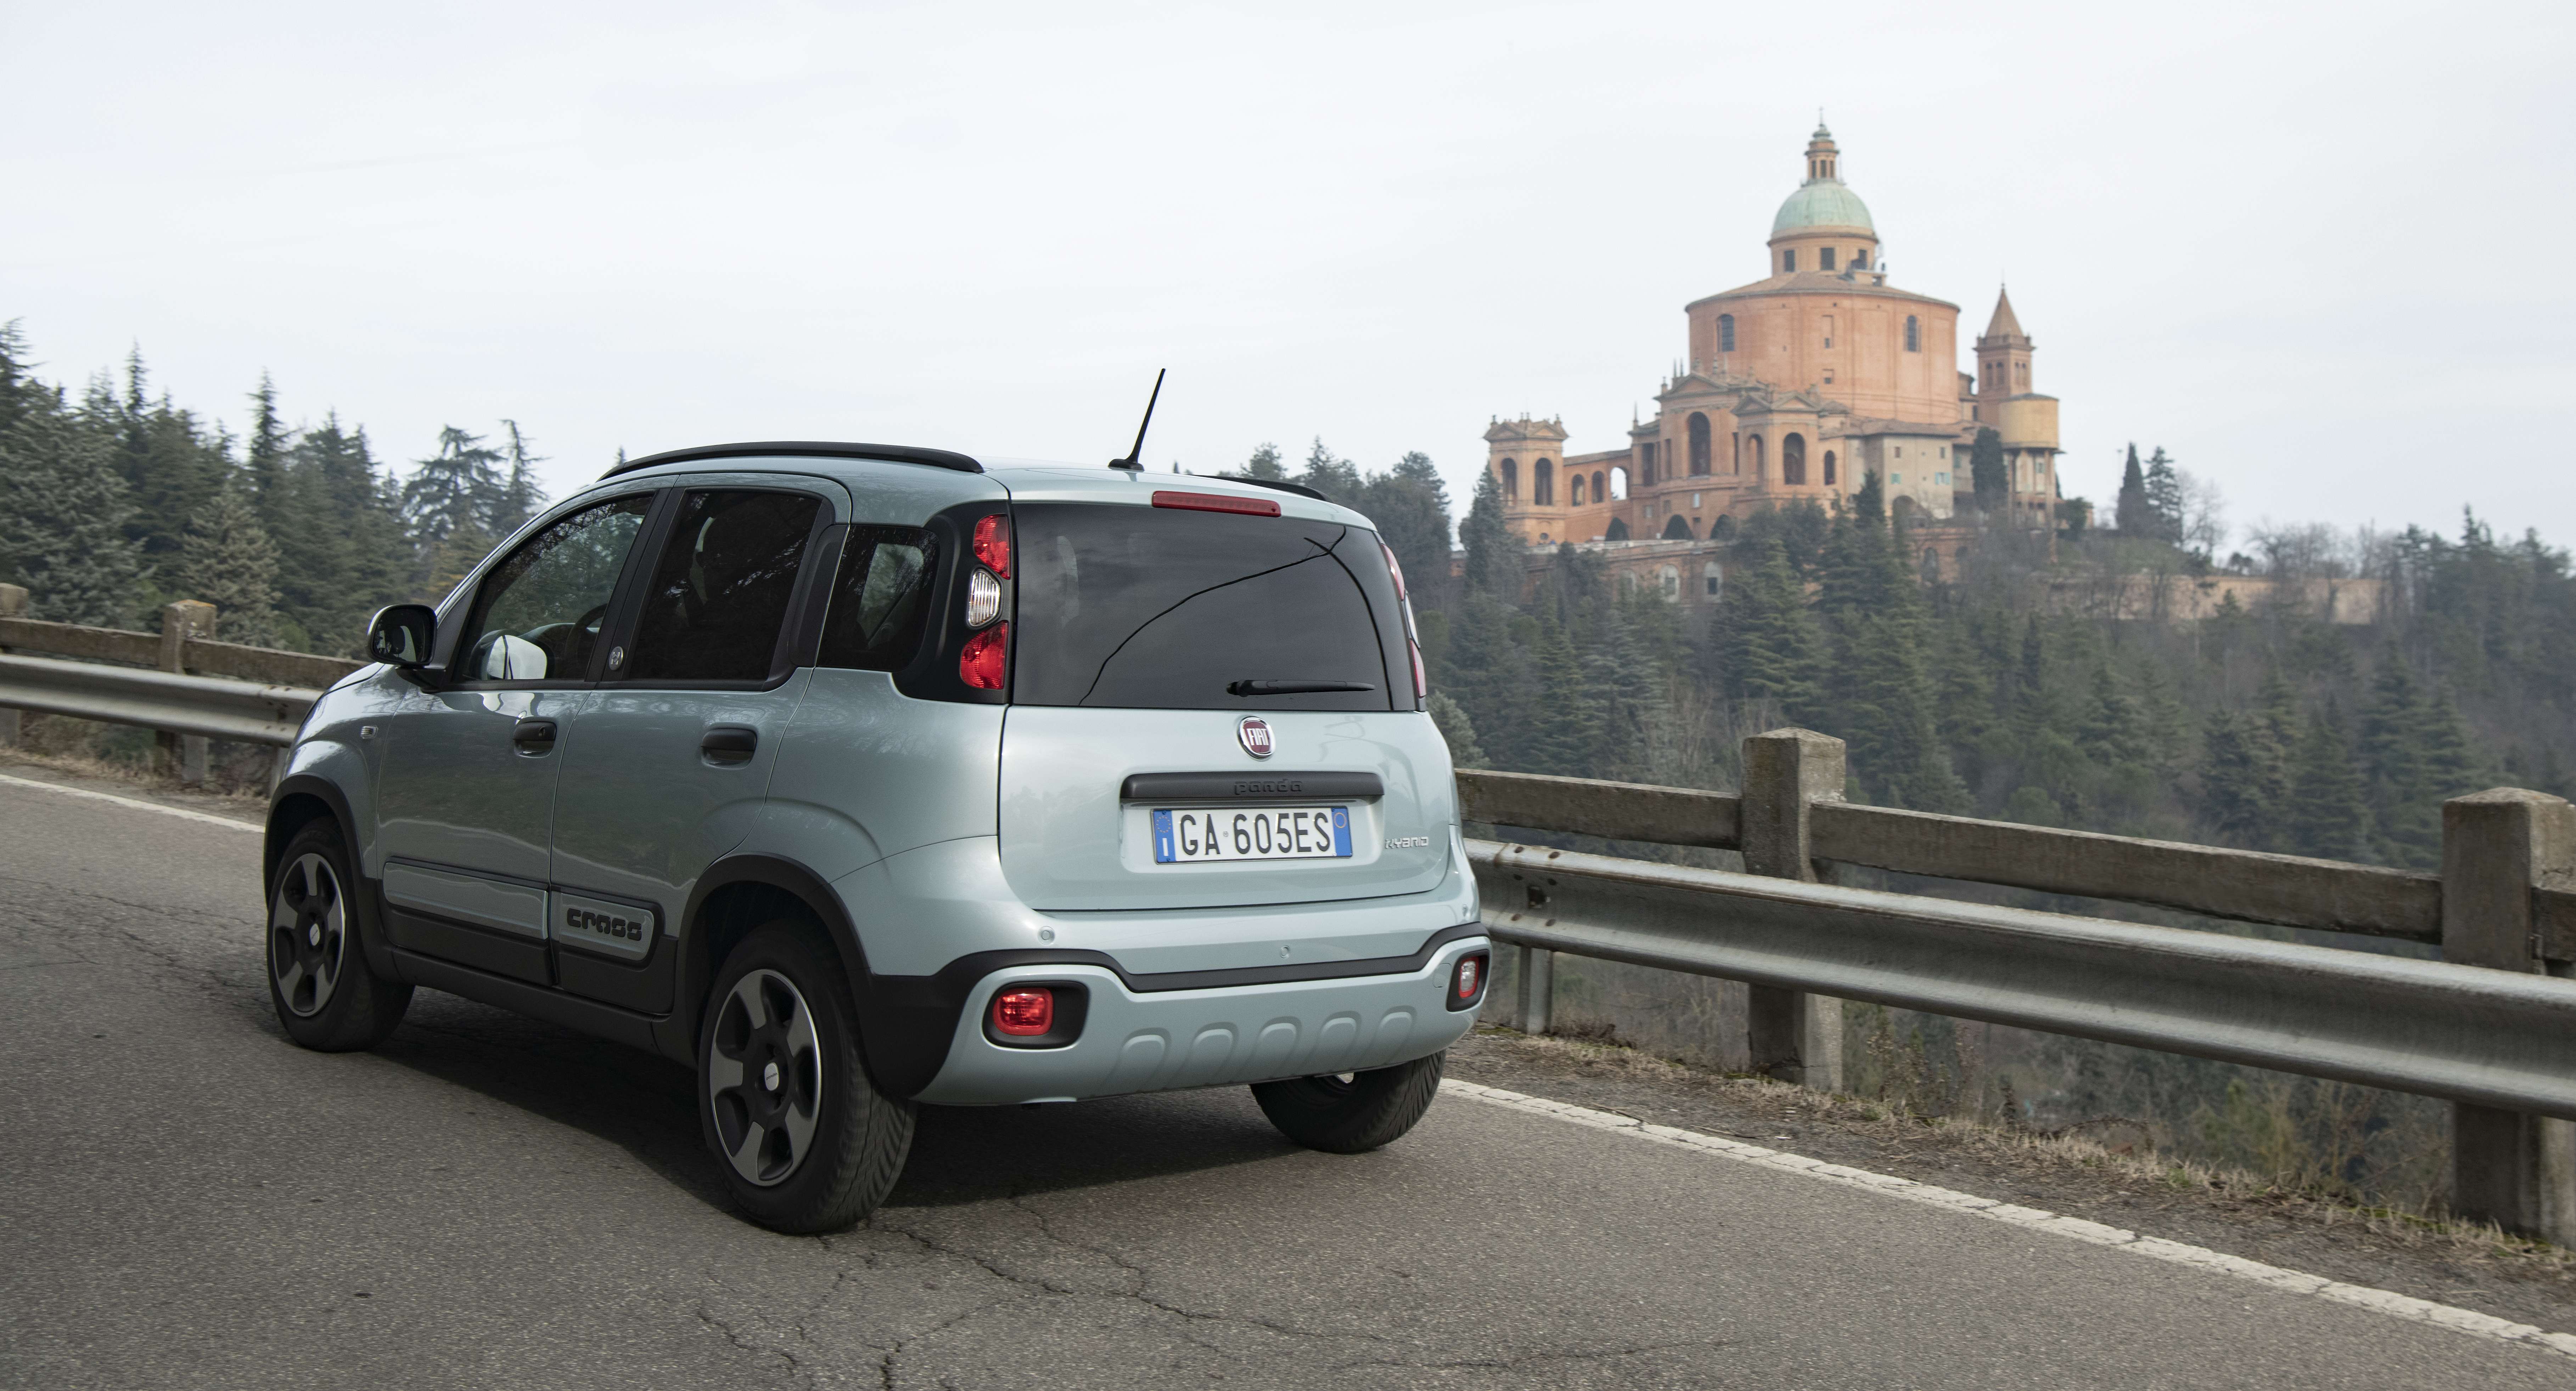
xmin=265 ymin=819 xmax=412 ymax=1050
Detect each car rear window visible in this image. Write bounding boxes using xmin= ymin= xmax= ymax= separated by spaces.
xmin=1011 ymin=502 xmax=1399 ymax=711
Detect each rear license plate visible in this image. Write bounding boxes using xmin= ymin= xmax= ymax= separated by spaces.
xmin=1153 ymin=807 xmax=1352 ymax=863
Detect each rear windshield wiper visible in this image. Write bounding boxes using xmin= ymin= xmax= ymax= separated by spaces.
xmin=1226 ymin=679 xmax=1376 ymax=697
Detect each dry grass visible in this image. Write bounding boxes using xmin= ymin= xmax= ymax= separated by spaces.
xmin=1 ymin=736 xmax=272 ymax=811
xmin=1464 ymin=1024 xmax=2576 ymax=1285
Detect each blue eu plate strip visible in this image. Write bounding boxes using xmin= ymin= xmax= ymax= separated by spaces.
xmin=1332 ymin=806 xmax=1351 ymax=856
xmin=1153 ymin=809 xmax=1176 ymax=864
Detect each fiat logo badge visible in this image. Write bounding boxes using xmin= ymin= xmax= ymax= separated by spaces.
xmin=1237 ymin=716 xmax=1275 ymax=759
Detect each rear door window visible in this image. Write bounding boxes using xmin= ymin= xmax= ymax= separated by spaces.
xmin=1012 ymin=502 xmax=1395 ymax=711
xmin=622 ymin=489 xmax=824 ymax=683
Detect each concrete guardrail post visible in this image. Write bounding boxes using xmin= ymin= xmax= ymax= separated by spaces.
xmin=1740 ymin=728 xmax=1846 ymax=1091
xmin=0 ymin=583 xmax=23 ymax=747
xmin=157 ymin=600 xmax=217 ymax=787
xmin=2443 ymin=787 xmax=2576 ymax=1243
xmin=1514 ymin=942 xmax=1554 ymax=1035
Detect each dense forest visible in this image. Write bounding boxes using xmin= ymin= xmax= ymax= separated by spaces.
xmin=0 ymin=322 xmax=546 ymax=655
xmin=9 ymin=319 xmax=2574 ymax=1211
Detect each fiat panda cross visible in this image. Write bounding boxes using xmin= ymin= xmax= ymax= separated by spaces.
xmin=262 ymin=443 xmax=1485 ymax=1231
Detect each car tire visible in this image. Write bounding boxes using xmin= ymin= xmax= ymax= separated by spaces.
xmin=698 ymin=919 xmax=915 ymax=1233
xmin=266 ymin=819 xmax=413 ymax=1051
xmin=1251 ymin=1050 xmax=1446 ymax=1153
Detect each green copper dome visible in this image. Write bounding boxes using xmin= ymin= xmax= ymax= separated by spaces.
xmin=1772 ymin=179 xmax=1874 ymax=236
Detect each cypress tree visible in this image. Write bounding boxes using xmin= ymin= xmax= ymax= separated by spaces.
xmin=2113 ymin=443 xmax=2153 ymax=535
xmin=174 ymin=477 xmax=284 ymax=647
xmin=1969 ymin=427 xmax=2007 ymax=512
xmin=0 ymin=410 xmax=145 ymax=626
xmin=2284 ymin=701 xmax=2370 ymax=860
xmin=2010 ymin=614 xmax=2061 ymax=736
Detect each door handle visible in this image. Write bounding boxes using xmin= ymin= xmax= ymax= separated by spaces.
xmin=701 ymin=726 xmax=758 ymax=760
xmin=512 ymin=718 xmax=559 ymax=751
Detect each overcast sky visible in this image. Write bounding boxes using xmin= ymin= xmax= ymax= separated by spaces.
xmin=5 ymin=1 xmax=2570 ymax=553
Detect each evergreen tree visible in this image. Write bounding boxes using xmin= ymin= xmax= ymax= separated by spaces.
xmin=2417 ymin=683 xmax=2490 ymax=804
xmin=98 ymin=352 xmax=228 ymax=571
xmin=497 ymin=420 xmax=546 ymax=536
xmin=1812 ymin=473 xmax=1963 ymax=809
xmin=1710 ymin=535 xmax=1822 ymax=717
xmin=2010 ymin=614 xmax=2061 ymax=736
xmin=2114 ymin=443 xmax=2154 ymax=535
xmin=1241 ymin=442 xmax=1285 ymax=480
xmin=0 ymin=411 xmax=146 ymax=626
xmin=2142 ymin=447 xmax=2184 ymax=544
xmin=1582 ymin=607 xmax=1667 ymax=782
xmin=2199 ymin=709 xmax=2269 ymax=844
xmin=2078 ymin=663 xmax=2148 ymax=767
xmin=401 ymin=426 xmax=507 ymax=544
xmin=1428 ymin=691 xmax=1487 ymax=770
xmin=1969 ymin=427 xmax=2007 ymax=512
xmin=245 ymin=372 xmax=292 ymax=528
xmin=2283 ymin=701 xmax=2370 ymax=860
xmin=1456 ymin=467 xmax=1514 ymax=600
xmin=2357 ymin=647 xmax=2437 ymax=866
xmin=1433 ymin=591 xmax=1529 ymax=770
xmin=0 ymin=320 xmax=50 ymax=434
xmin=1358 ymin=452 xmax=1453 ymax=604
xmin=174 ymin=477 xmax=284 ymax=647
xmin=2253 ymin=666 xmax=2300 ymax=815
xmin=1523 ymin=617 xmax=1595 ymax=776
xmin=1294 ymin=437 xmax=1362 ymax=505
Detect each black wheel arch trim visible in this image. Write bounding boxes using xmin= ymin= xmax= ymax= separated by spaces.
xmin=266 ymin=776 xmax=398 ymax=980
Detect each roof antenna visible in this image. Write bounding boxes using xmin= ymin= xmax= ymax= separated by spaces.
xmin=1108 ymin=368 xmax=1166 ymax=470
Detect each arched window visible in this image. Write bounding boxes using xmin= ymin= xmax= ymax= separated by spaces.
xmin=1747 ymin=434 xmax=1765 ymax=480
xmin=1782 ymin=434 xmax=1806 ymax=486
xmin=1609 ymin=466 xmax=1628 ymax=499
xmin=1500 ymin=458 xmax=1518 ymax=501
xmin=1703 ymin=560 xmax=1723 ymax=597
xmin=1606 ymin=517 xmax=1630 ymax=542
xmin=1688 ymin=413 xmax=1711 ymax=475
xmin=1904 ymin=315 xmax=1919 ymax=352
xmin=1534 ymin=458 xmax=1554 ymax=506
xmin=1592 ymin=471 xmax=1605 ymax=504
xmin=1637 ymin=442 xmax=1655 ymax=486
xmin=1728 ymin=433 xmax=1739 ymax=474
xmin=1718 ymin=313 xmax=1735 ymax=353
xmin=1660 ymin=514 xmax=1694 ymax=541
xmin=1570 ymin=473 xmax=1586 ymax=506
xmin=1823 ymin=449 xmax=1837 ymax=486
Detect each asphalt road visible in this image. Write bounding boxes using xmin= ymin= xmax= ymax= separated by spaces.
xmin=0 ymin=770 xmax=2565 ymax=1389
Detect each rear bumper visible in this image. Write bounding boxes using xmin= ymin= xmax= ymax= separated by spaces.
xmin=912 ymin=933 xmax=1490 ymax=1105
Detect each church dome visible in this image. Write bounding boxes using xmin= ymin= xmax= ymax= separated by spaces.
xmin=1771 ymin=179 xmax=1874 ymax=235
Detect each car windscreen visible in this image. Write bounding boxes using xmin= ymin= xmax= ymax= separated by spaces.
xmin=1010 ymin=502 xmax=1397 ymax=711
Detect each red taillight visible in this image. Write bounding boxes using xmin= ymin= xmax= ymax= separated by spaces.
xmin=960 ymin=622 xmax=1008 ymax=689
xmin=1153 ymin=490 xmax=1280 ymax=516
xmin=973 ymin=513 xmax=1012 ymax=577
xmin=1409 ymin=639 xmax=1427 ymax=700
xmin=992 ymin=987 xmax=1054 ymax=1036
xmin=1453 ymin=953 xmax=1485 ymax=1001
xmin=1379 ymin=541 xmax=1408 ymax=600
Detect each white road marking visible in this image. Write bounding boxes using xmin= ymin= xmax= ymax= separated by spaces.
xmin=1444 ymin=1078 xmax=2576 ymax=1361
xmin=0 ymin=771 xmax=261 ymax=833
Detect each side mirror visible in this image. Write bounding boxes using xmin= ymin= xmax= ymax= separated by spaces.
xmin=366 ymin=604 xmax=437 ymax=669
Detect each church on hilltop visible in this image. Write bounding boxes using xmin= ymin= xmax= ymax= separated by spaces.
xmin=1482 ymin=124 xmax=2063 ymax=598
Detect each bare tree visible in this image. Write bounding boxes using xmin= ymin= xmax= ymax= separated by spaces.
xmin=2176 ymin=469 xmax=2229 ymax=561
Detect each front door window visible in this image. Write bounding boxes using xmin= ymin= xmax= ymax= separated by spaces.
xmin=458 ymin=496 xmax=654 ymax=682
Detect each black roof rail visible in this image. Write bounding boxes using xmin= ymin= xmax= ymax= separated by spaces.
xmin=1210 ymin=473 xmax=1328 ymax=501
xmin=601 ymin=441 xmax=983 ymax=481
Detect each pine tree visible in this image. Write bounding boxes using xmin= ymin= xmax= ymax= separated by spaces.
xmin=1523 ymin=618 xmax=1595 ymax=776
xmin=1710 ymin=535 xmax=1822 ymax=717
xmin=2199 ymin=709 xmax=2269 ymax=844
xmin=1357 ymin=455 xmax=1452 ymax=607
xmin=245 ymin=372 xmax=292 ymax=529
xmin=2113 ymin=443 xmax=2153 ymax=535
xmin=402 ymin=426 xmax=507 ymax=544
xmin=1457 ymin=467 xmax=1514 ymax=600
xmin=2417 ymin=683 xmax=2490 ymax=804
xmin=1433 ymin=591 xmax=1529 ymax=770
xmin=1241 ymin=442 xmax=1285 ymax=480
xmin=2283 ymin=701 xmax=2370 ymax=860
xmin=2357 ymin=647 xmax=2437 ymax=866
xmin=2142 ymin=447 xmax=2184 ymax=544
xmin=1583 ymin=607 xmax=1667 ymax=782
xmin=1969 ymin=427 xmax=2007 ymax=512
xmin=1295 ymin=437 xmax=1362 ymax=505
xmin=1428 ymin=691 xmax=1488 ymax=770
xmin=174 ymin=477 xmax=284 ymax=647
xmin=1811 ymin=473 xmax=1963 ymax=809
xmin=497 ymin=420 xmax=546 ymax=536
xmin=0 ymin=411 xmax=146 ymax=626
xmin=2078 ymin=663 xmax=2148 ymax=767
xmin=2010 ymin=614 xmax=2061 ymax=736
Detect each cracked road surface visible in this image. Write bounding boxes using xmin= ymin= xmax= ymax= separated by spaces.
xmin=1 ymin=771 xmax=2566 ymax=1389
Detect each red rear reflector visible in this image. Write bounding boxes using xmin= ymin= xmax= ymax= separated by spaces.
xmin=1454 ymin=955 xmax=1483 ymax=999
xmin=993 ymin=987 xmax=1054 ymax=1036
xmin=1153 ymin=490 xmax=1280 ymax=517
xmin=973 ymin=513 xmax=1013 ymax=577
xmin=960 ymin=622 xmax=1008 ymax=689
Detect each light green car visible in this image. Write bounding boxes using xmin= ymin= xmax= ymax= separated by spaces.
xmin=262 ymin=443 xmax=1487 ymax=1232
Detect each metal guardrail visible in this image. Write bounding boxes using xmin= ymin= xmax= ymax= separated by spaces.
xmin=1470 ymin=839 xmax=2576 ymax=1122
xmin=0 ymin=653 xmax=320 ymax=746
